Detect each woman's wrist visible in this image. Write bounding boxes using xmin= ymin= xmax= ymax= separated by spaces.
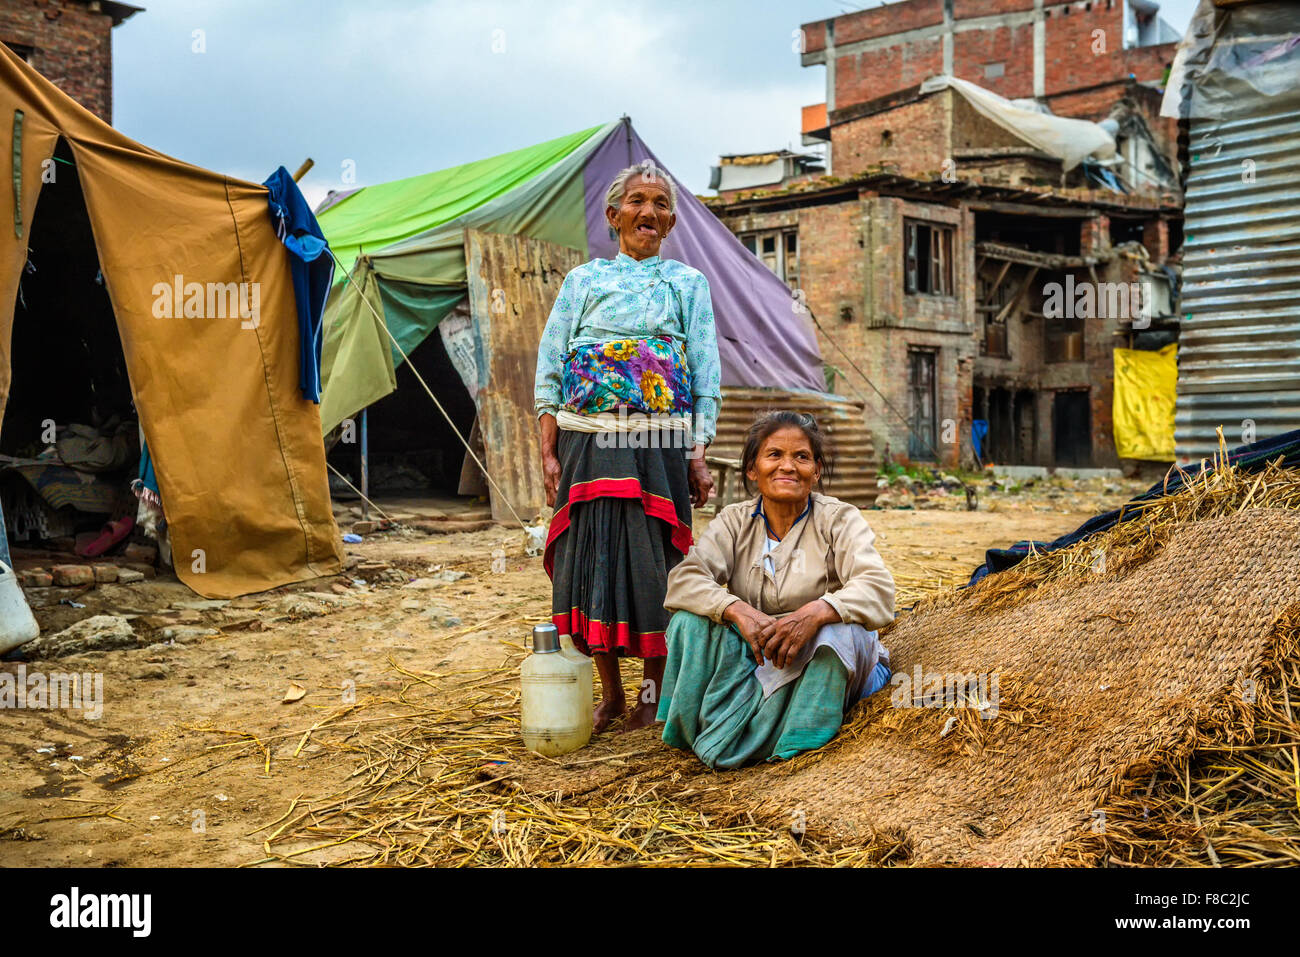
xmin=722 ymin=600 xmax=753 ymax=626
xmin=812 ymin=598 xmax=841 ymax=626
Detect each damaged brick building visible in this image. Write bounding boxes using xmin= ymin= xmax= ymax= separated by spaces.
xmin=0 ymin=0 xmax=141 ymax=122
xmin=709 ymin=0 xmax=1184 ymax=470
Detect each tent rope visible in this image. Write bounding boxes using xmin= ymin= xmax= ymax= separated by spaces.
xmin=326 ymin=462 xmax=393 ymax=522
xmin=324 ymin=248 xmax=532 ymax=532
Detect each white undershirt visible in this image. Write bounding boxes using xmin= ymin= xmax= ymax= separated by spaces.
xmin=763 ymin=536 xmax=780 ymax=575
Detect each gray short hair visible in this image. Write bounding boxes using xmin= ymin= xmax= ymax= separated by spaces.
xmin=605 ymin=162 xmax=679 ymax=213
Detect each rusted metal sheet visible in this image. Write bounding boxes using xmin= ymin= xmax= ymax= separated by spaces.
xmin=465 ymin=229 xmax=581 ymax=522
xmin=1176 ymin=93 xmax=1300 ymax=460
xmin=709 ymin=387 xmax=878 ymax=507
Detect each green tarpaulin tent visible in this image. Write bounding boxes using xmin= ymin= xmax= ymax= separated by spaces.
xmin=315 ymin=118 xmax=826 ymax=435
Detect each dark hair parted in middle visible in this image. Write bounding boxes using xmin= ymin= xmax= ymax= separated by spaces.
xmin=739 ymin=410 xmax=834 ymax=494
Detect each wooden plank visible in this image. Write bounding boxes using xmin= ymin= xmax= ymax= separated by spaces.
xmin=464 ymin=229 xmax=582 ymax=523
xmin=995 ymin=265 xmax=1038 ymax=324
xmin=982 ymin=259 xmax=1013 ymax=309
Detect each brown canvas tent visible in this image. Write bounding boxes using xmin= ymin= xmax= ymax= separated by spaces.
xmin=0 ymin=46 xmax=342 ymax=598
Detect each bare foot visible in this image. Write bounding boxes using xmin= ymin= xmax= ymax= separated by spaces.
xmin=621 ymin=699 xmax=660 ymax=732
xmin=593 ymin=696 xmax=626 ymax=733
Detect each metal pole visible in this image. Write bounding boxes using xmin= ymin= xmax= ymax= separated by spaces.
xmin=360 ymin=408 xmax=369 ymax=521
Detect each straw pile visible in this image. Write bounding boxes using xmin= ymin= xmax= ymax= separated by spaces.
xmin=244 ymin=456 xmax=1300 ymax=866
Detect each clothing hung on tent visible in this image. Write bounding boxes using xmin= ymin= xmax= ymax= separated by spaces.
xmin=0 ymin=44 xmax=342 ymax=598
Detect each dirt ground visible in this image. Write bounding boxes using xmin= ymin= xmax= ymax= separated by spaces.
xmin=0 ymin=478 xmax=1144 ymax=866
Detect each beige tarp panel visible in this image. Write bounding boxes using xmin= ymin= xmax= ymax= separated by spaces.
xmin=0 ymin=46 xmax=342 ymax=597
xmin=464 ymin=229 xmax=581 ymax=523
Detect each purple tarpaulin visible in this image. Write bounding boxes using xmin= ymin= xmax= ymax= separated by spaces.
xmin=581 ymin=122 xmax=826 ymax=392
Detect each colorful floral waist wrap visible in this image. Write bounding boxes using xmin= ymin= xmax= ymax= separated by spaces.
xmin=560 ymin=337 xmax=694 ymax=416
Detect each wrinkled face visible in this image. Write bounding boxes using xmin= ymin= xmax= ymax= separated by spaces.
xmin=606 ymin=173 xmax=675 ymax=260
xmin=748 ymin=426 xmax=821 ymax=506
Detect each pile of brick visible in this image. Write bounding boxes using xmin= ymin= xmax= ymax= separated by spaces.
xmin=16 ymin=542 xmax=159 ymax=591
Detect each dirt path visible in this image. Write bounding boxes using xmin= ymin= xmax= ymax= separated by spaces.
xmin=0 ymin=491 xmax=1132 ymax=866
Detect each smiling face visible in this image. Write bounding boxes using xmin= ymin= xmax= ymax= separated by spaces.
xmin=747 ymin=426 xmax=821 ymax=508
xmin=606 ymin=173 xmax=675 ymax=260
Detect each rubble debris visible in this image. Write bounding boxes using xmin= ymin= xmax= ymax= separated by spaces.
xmin=24 ymin=615 xmax=137 ymax=659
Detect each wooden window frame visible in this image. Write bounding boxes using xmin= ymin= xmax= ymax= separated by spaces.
xmin=904 ymin=219 xmax=955 ymax=298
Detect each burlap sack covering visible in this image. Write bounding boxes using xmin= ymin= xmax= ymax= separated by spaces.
xmin=707 ymin=508 xmax=1300 ymax=864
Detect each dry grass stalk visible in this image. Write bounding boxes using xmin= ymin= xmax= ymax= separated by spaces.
xmin=211 ymin=454 xmax=1300 ymax=866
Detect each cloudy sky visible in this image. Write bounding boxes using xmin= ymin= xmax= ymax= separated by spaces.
xmin=111 ymin=0 xmax=1199 ymax=207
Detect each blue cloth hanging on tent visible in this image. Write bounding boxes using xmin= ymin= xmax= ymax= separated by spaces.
xmin=137 ymin=440 xmax=158 ymax=496
xmin=263 ymin=166 xmax=335 ymax=403
xmin=971 ymin=419 xmax=989 ymax=466
xmin=966 ymin=427 xmax=1300 ymax=588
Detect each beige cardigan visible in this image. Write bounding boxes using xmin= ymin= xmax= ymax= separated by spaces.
xmin=664 ymin=492 xmax=895 ymax=629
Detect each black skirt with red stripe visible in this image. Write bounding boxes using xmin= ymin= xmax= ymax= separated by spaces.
xmin=543 ymin=430 xmax=694 ymax=658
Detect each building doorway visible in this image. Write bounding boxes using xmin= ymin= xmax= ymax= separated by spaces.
xmin=1053 ymin=390 xmax=1092 ymax=467
xmin=907 ymin=348 xmax=938 ymax=461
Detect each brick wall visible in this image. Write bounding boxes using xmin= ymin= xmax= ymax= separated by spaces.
xmin=1142 ymin=217 xmax=1169 ymax=262
xmin=831 ymin=91 xmax=952 ymax=180
xmin=717 ymin=191 xmax=975 ymax=467
xmin=806 ymin=0 xmax=1176 ymax=121
xmin=0 ymin=0 xmax=117 ymax=121
xmin=836 ymin=39 xmax=945 ymax=109
xmin=831 ymin=88 xmax=1062 ymax=184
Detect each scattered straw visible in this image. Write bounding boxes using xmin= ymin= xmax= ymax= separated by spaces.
xmin=203 ymin=454 xmax=1300 ymax=866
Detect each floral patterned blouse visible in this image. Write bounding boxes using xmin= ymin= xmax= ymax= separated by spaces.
xmin=534 ymin=252 xmax=722 ymax=445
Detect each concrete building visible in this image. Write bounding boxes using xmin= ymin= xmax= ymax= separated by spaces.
xmin=710 ymin=149 xmax=826 ymax=206
xmin=0 ymin=0 xmax=142 ymax=122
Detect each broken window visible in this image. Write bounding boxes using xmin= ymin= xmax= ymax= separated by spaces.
xmin=740 ymin=227 xmax=799 ymax=291
xmin=784 ymin=231 xmax=799 ymax=287
xmin=3 ymin=41 xmax=35 ymax=65
xmin=904 ymin=219 xmax=954 ymax=297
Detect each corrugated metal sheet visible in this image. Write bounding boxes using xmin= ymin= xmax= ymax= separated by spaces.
xmin=465 ymin=228 xmax=582 ymax=522
xmin=1176 ymin=94 xmax=1300 ymax=461
xmin=709 ymin=387 xmax=878 ymax=507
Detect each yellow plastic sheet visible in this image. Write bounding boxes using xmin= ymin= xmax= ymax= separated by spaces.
xmin=1113 ymin=343 xmax=1177 ymax=461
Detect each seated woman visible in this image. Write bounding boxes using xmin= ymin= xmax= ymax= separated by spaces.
xmin=657 ymin=411 xmax=895 ymax=769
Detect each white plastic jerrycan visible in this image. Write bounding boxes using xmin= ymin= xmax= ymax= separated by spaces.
xmin=0 ymin=561 xmax=40 ymax=656
xmin=520 ymin=623 xmax=593 ymax=756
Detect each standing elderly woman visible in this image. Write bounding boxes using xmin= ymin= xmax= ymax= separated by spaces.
xmin=535 ymin=164 xmax=720 ymax=733
xmin=657 ymin=411 xmax=895 ymax=769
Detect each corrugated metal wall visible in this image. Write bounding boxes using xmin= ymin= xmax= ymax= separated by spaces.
xmin=709 ymin=387 xmax=878 ymax=507
xmin=1176 ymin=93 xmax=1300 ymax=461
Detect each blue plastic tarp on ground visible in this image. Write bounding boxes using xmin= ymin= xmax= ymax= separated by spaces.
xmin=967 ymin=428 xmax=1300 ymax=586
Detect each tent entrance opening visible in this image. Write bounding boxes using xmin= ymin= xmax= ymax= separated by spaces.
xmin=1 ymin=138 xmax=136 ymax=545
